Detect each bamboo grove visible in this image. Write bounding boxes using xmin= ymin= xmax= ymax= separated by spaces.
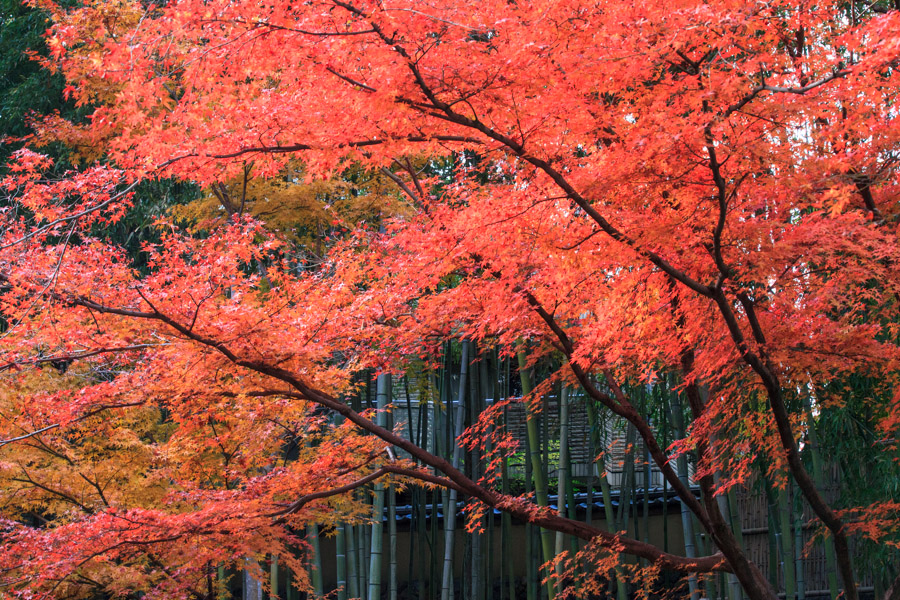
xmin=0 ymin=0 xmax=899 ymax=598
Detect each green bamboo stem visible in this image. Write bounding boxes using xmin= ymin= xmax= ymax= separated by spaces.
xmin=389 ymin=482 xmax=397 ymax=600
xmin=501 ymin=355 xmax=514 ymax=600
xmin=527 ymin=523 xmax=538 ymax=600
xmin=470 ymin=350 xmax=484 ymax=600
xmin=309 ymin=525 xmax=324 ymax=597
xmin=694 ymin=527 xmax=717 ymax=600
xmin=793 ymin=495 xmax=806 ymax=600
xmin=517 ymin=349 xmax=555 ymax=600
xmin=563 ymin=421 xmax=578 ymax=559
xmin=286 ymin=567 xmax=296 ymax=600
xmin=440 ymin=341 xmax=469 ymax=600
xmin=617 ymin=422 xmax=636 ymax=532
xmin=778 ymin=483 xmax=797 ymax=600
xmin=270 ymin=554 xmax=279 ymax=600
xmin=803 ymin=396 xmax=839 ymax=600
xmin=555 ymin=384 xmax=570 ymax=584
xmin=429 ymin=489 xmax=439 ymax=600
xmin=349 ymin=391 xmax=365 ymax=598
xmin=587 ymin=398 xmax=626 ymax=600
xmin=640 ymin=387 xmax=651 ymax=566
xmin=404 ymin=380 xmax=419 ymax=600
xmin=407 ymin=487 xmax=416 ymax=599
xmin=525 ymin=424 xmax=537 ymax=600
xmin=346 ymin=524 xmax=359 ymax=599
xmin=667 ymin=388 xmax=700 ymax=600
xmin=585 ymin=398 xmax=595 ymax=528
xmin=337 ymin=524 xmax=348 ymax=600
xmin=619 ymin=421 xmax=636 ymax=595
xmin=415 ymin=488 xmax=428 ymax=600
xmin=368 ymin=373 xmax=391 ymax=600
xmin=712 ymin=474 xmax=741 ymax=600
xmin=642 ymin=437 xmax=651 ymax=552
xmin=217 ymin=563 xmax=228 ymax=600
xmin=480 ymin=351 xmax=495 ymax=600
xmin=430 ymin=366 xmax=445 ymax=600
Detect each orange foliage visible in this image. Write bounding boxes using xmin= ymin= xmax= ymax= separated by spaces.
xmin=1 ymin=0 xmax=900 ymax=597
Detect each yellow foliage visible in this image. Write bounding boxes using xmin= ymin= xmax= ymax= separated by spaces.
xmin=0 ymin=369 xmax=167 ymax=521
xmin=170 ymin=161 xmax=415 ymax=252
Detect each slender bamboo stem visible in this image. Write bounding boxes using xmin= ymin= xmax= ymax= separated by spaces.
xmin=218 ymin=563 xmax=228 ymax=600
xmin=501 ymin=355 xmax=515 ymax=600
xmin=778 ymin=483 xmax=797 ymax=600
xmin=440 ymin=342 xmax=469 ymax=600
xmin=668 ymin=387 xmax=700 ymax=600
xmin=517 ymin=349 xmax=555 ymax=600
xmin=555 ymin=384 xmax=571 ymax=586
xmin=337 ymin=524 xmax=348 ymax=600
xmin=803 ymin=396 xmax=839 ymax=600
xmin=602 ymin=452 xmax=627 ymax=600
xmin=368 ymin=373 xmax=391 ymax=600
xmin=270 ymin=554 xmax=279 ymax=600
xmin=346 ymin=524 xmax=359 ymax=599
xmin=712 ymin=474 xmax=741 ymax=600
xmin=389 ymin=482 xmax=398 ymax=600
xmin=793 ymin=492 xmax=805 ymax=600
xmin=309 ymin=525 xmax=323 ymax=597
xmin=286 ymin=566 xmax=296 ymax=600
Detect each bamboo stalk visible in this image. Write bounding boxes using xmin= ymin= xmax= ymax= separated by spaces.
xmin=243 ymin=557 xmax=262 ymax=600
xmin=517 ymin=349 xmax=555 ymax=600
xmin=527 ymin=522 xmax=537 ymax=600
xmin=712 ymin=475 xmax=741 ymax=600
xmin=601 ymin=451 xmax=627 ymax=600
xmin=350 ymin=389 xmax=364 ymax=598
xmin=526 ymin=426 xmax=537 ymax=600
xmin=337 ymin=524 xmax=349 ymax=600
xmin=555 ymin=384 xmax=571 ymax=584
xmin=430 ymin=364 xmax=446 ymax=600
xmin=470 ymin=349 xmax=484 ymax=600
xmin=501 ymin=355 xmax=514 ymax=600
xmin=617 ymin=422 xmax=636 ymax=534
xmin=408 ymin=487 xmax=417 ymax=599
xmin=217 ymin=563 xmax=228 ymax=600
xmin=803 ymin=396 xmax=839 ymax=600
xmin=389 ymin=482 xmax=398 ymax=600
xmin=346 ymin=524 xmax=359 ymax=599
xmin=270 ymin=554 xmax=279 ymax=600
xmin=481 ymin=350 xmax=496 ymax=600
xmin=778 ymin=483 xmax=797 ymax=600
xmin=658 ymin=382 xmax=669 ymax=568
xmin=564 ymin=418 xmax=578 ymax=559
xmin=286 ymin=567 xmax=296 ymax=600
xmin=440 ymin=341 xmax=469 ymax=600
xmin=766 ymin=487 xmax=780 ymax=591
xmin=368 ymin=373 xmax=391 ymax=600
xmin=309 ymin=525 xmax=324 ymax=598
xmin=585 ymin=391 xmax=595 ymax=528
xmin=668 ymin=388 xmax=700 ymax=600
xmin=793 ymin=492 xmax=805 ymax=600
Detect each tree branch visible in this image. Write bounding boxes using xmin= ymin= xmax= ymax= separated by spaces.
xmin=71 ymin=293 xmax=729 ymax=572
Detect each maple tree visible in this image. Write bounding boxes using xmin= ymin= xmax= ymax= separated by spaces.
xmin=1 ymin=0 xmax=900 ymax=598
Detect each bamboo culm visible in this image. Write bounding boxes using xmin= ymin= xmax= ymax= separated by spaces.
xmin=440 ymin=342 xmax=469 ymax=600
xmin=368 ymin=373 xmax=391 ymax=600
xmin=517 ymin=349 xmax=556 ymax=600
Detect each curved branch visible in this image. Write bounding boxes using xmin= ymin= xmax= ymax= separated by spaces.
xmin=73 ymin=294 xmax=730 ymax=573
xmin=0 ymin=402 xmax=145 ymax=448
xmin=0 ymin=344 xmax=160 ymax=373
xmin=156 ymin=135 xmax=483 ymax=170
xmin=518 ymin=288 xmax=714 ymax=532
